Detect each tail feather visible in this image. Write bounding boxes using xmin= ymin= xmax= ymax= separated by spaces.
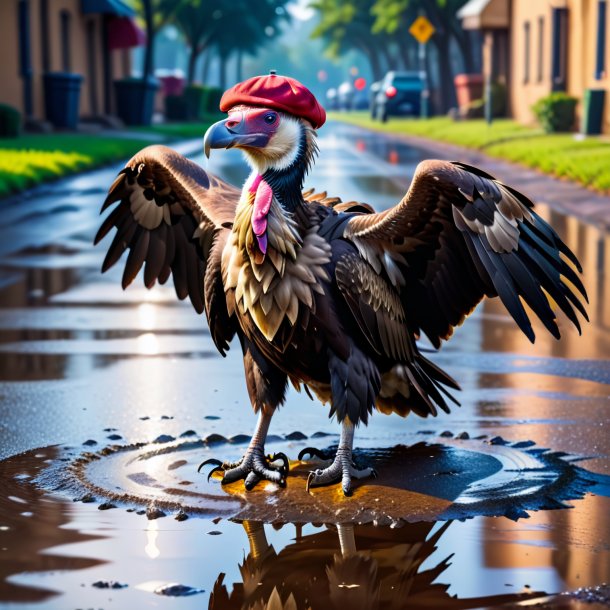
xmin=377 ymin=353 xmax=460 ymax=418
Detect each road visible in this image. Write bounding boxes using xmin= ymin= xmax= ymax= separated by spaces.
xmin=0 ymin=121 xmax=608 ymax=609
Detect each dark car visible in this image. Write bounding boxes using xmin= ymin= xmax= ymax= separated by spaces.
xmin=372 ymin=71 xmax=423 ymax=122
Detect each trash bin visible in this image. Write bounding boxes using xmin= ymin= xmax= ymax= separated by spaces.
xmin=454 ymin=74 xmax=484 ymax=109
xmin=582 ymin=89 xmax=606 ymax=135
xmin=114 ymin=77 xmax=160 ymax=126
xmin=43 ymin=72 xmax=83 ymax=129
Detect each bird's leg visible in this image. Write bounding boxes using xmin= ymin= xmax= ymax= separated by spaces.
xmin=198 ymin=410 xmax=288 ymax=490
xmin=304 ymin=420 xmax=376 ymax=496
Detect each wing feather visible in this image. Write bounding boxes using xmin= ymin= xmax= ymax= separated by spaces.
xmin=95 ymin=144 xmax=240 ymax=350
xmin=346 ymin=159 xmax=587 ymax=346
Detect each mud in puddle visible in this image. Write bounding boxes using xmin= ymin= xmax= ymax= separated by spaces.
xmin=0 ymin=431 xmax=609 ymax=609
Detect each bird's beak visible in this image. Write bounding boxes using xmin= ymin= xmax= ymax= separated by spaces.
xmin=203 ymin=115 xmax=271 ymax=159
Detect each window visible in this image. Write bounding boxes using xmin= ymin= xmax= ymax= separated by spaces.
xmin=596 ymin=0 xmax=607 ymax=79
xmin=551 ymin=7 xmax=568 ymax=91
xmin=17 ymin=0 xmax=33 ymax=116
xmin=60 ymin=10 xmax=71 ymax=72
xmin=524 ymin=21 xmax=531 ymax=83
xmin=537 ymin=17 xmax=544 ymax=82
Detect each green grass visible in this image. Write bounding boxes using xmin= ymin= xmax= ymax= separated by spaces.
xmin=0 ymin=134 xmax=152 ymax=198
xmin=0 ymin=116 xmax=221 ymax=199
xmin=329 ymin=112 xmax=610 ymax=193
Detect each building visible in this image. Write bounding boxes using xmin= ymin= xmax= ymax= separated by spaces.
xmin=460 ymin=0 xmax=610 ymax=133
xmin=0 ymin=0 xmax=144 ymax=129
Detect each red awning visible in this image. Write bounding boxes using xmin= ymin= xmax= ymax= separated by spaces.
xmin=107 ymin=16 xmax=146 ymax=50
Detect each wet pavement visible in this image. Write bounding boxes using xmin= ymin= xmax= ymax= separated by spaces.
xmin=0 ymin=122 xmax=609 ymax=609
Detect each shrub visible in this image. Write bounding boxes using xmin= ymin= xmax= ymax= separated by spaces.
xmin=489 ymin=82 xmax=506 ymax=117
xmin=184 ymin=85 xmax=206 ymax=120
xmin=203 ymin=87 xmax=223 ymax=114
xmin=165 ymin=94 xmax=188 ymax=120
xmin=0 ymin=104 xmax=22 ymax=137
xmin=532 ymin=92 xmax=578 ymax=133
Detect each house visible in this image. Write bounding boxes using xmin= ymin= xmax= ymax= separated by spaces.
xmin=459 ymin=0 xmax=610 ymax=133
xmin=0 ymin=0 xmax=144 ymax=129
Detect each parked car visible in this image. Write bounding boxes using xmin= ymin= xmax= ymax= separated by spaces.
xmin=372 ymin=71 xmax=423 ymax=122
xmin=326 ymin=87 xmax=339 ymax=111
xmin=337 ymin=82 xmax=354 ymax=111
xmin=352 ymin=88 xmax=369 ymax=110
xmin=369 ymin=81 xmax=381 ymax=117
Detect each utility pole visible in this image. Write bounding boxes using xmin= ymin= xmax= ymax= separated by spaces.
xmin=409 ymin=14 xmax=435 ymax=119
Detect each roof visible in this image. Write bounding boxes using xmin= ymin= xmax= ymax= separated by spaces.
xmin=81 ymin=0 xmax=135 ymax=17
xmin=457 ymin=0 xmax=509 ymax=30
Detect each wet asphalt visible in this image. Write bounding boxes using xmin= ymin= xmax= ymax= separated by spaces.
xmin=0 ymin=121 xmax=608 ymax=609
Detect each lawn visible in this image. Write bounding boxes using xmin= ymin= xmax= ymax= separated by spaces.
xmin=0 ymin=135 xmax=154 ymax=197
xmin=0 ymin=116 xmax=220 ymax=199
xmin=329 ymin=112 xmax=610 ymax=193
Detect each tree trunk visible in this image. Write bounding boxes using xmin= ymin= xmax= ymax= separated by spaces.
xmin=142 ymin=0 xmax=155 ymax=80
xmin=219 ymin=52 xmax=228 ymax=90
xmin=377 ymin=42 xmax=393 ymax=74
xmin=200 ymin=49 xmax=211 ymax=84
xmin=452 ymin=28 xmax=476 ymax=74
xmin=236 ymin=48 xmax=243 ymax=83
xmin=187 ymin=47 xmax=198 ymax=85
xmin=396 ymin=39 xmax=414 ymax=70
xmin=431 ymin=33 xmax=455 ymax=113
xmin=360 ymin=44 xmax=383 ymax=81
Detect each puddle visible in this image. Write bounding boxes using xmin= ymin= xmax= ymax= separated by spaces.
xmin=0 ymin=443 xmax=608 ymax=608
xmin=26 ymin=435 xmax=608 ymax=524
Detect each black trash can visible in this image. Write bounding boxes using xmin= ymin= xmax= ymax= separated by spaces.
xmin=43 ymin=72 xmax=83 ymax=129
xmin=114 ymin=77 xmax=159 ymax=126
xmin=582 ymin=89 xmax=606 ymax=135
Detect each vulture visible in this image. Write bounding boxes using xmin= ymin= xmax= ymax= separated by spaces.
xmin=95 ymin=73 xmax=587 ymax=495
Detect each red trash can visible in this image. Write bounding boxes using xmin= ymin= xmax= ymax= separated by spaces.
xmin=454 ymin=74 xmax=484 ymax=109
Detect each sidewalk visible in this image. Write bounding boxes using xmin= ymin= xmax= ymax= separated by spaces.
xmin=339 ymin=121 xmax=610 ymax=233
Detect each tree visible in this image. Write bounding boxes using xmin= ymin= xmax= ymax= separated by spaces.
xmin=207 ymin=0 xmax=291 ymax=88
xmin=134 ymin=0 xmax=186 ymax=80
xmin=172 ymin=0 xmax=220 ymax=85
xmin=371 ymin=0 xmax=475 ymax=111
xmin=310 ymin=0 xmax=390 ymax=81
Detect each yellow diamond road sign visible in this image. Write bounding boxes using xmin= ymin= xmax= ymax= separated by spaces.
xmin=409 ymin=16 xmax=435 ymax=44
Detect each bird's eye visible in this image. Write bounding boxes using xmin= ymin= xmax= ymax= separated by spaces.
xmin=264 ymin=113 xmax=277 ymax=125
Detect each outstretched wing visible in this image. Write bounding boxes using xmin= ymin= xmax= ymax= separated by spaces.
xmin=345 ymin=160 xmax=588 ymax=347
xmin=94 ymin=145 xmax=240 ymax=352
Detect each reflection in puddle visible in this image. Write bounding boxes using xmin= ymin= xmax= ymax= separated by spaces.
xmin=209 ymin=520 xmax=544 ymax=610
xmin=0 ymin=447 xmax=107 ymax=604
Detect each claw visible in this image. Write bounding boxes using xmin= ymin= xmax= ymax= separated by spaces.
xmin=207 ymin=465 xmax=224 ymax=483
xmin=306 ymin=471 xmax=315 ymax=494
xmin=198 ymin=458 xmax=223 ymax=474
xmin=298 ymin=447 xmax=330 ymax=461
xmin=268 ymin=452 xmax=289 ymax=475
xmin=244 ymin=471 xmax=262 ymax=490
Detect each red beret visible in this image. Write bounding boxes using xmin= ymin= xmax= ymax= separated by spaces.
xmin=219 ymin=72 xmax=326 ymax=129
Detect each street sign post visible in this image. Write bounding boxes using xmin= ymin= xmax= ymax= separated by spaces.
xmin=409 ymin=16 xmax=435 ymax=119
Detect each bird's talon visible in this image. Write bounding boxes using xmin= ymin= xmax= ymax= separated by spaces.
xmin=197 ymin=458 xmax=223 ymax=474
xmin=306 ymin=471 xmax=315 ymax=493
xmin=298 ymin=447 xmax=329 ymax=461
xmin=269 ymin=451 xmax=289 ymax=474
xmin=207 ymin=465 xmax=224 ymax=483
xmin=244 ymin=471 xmax=261 ymax=490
